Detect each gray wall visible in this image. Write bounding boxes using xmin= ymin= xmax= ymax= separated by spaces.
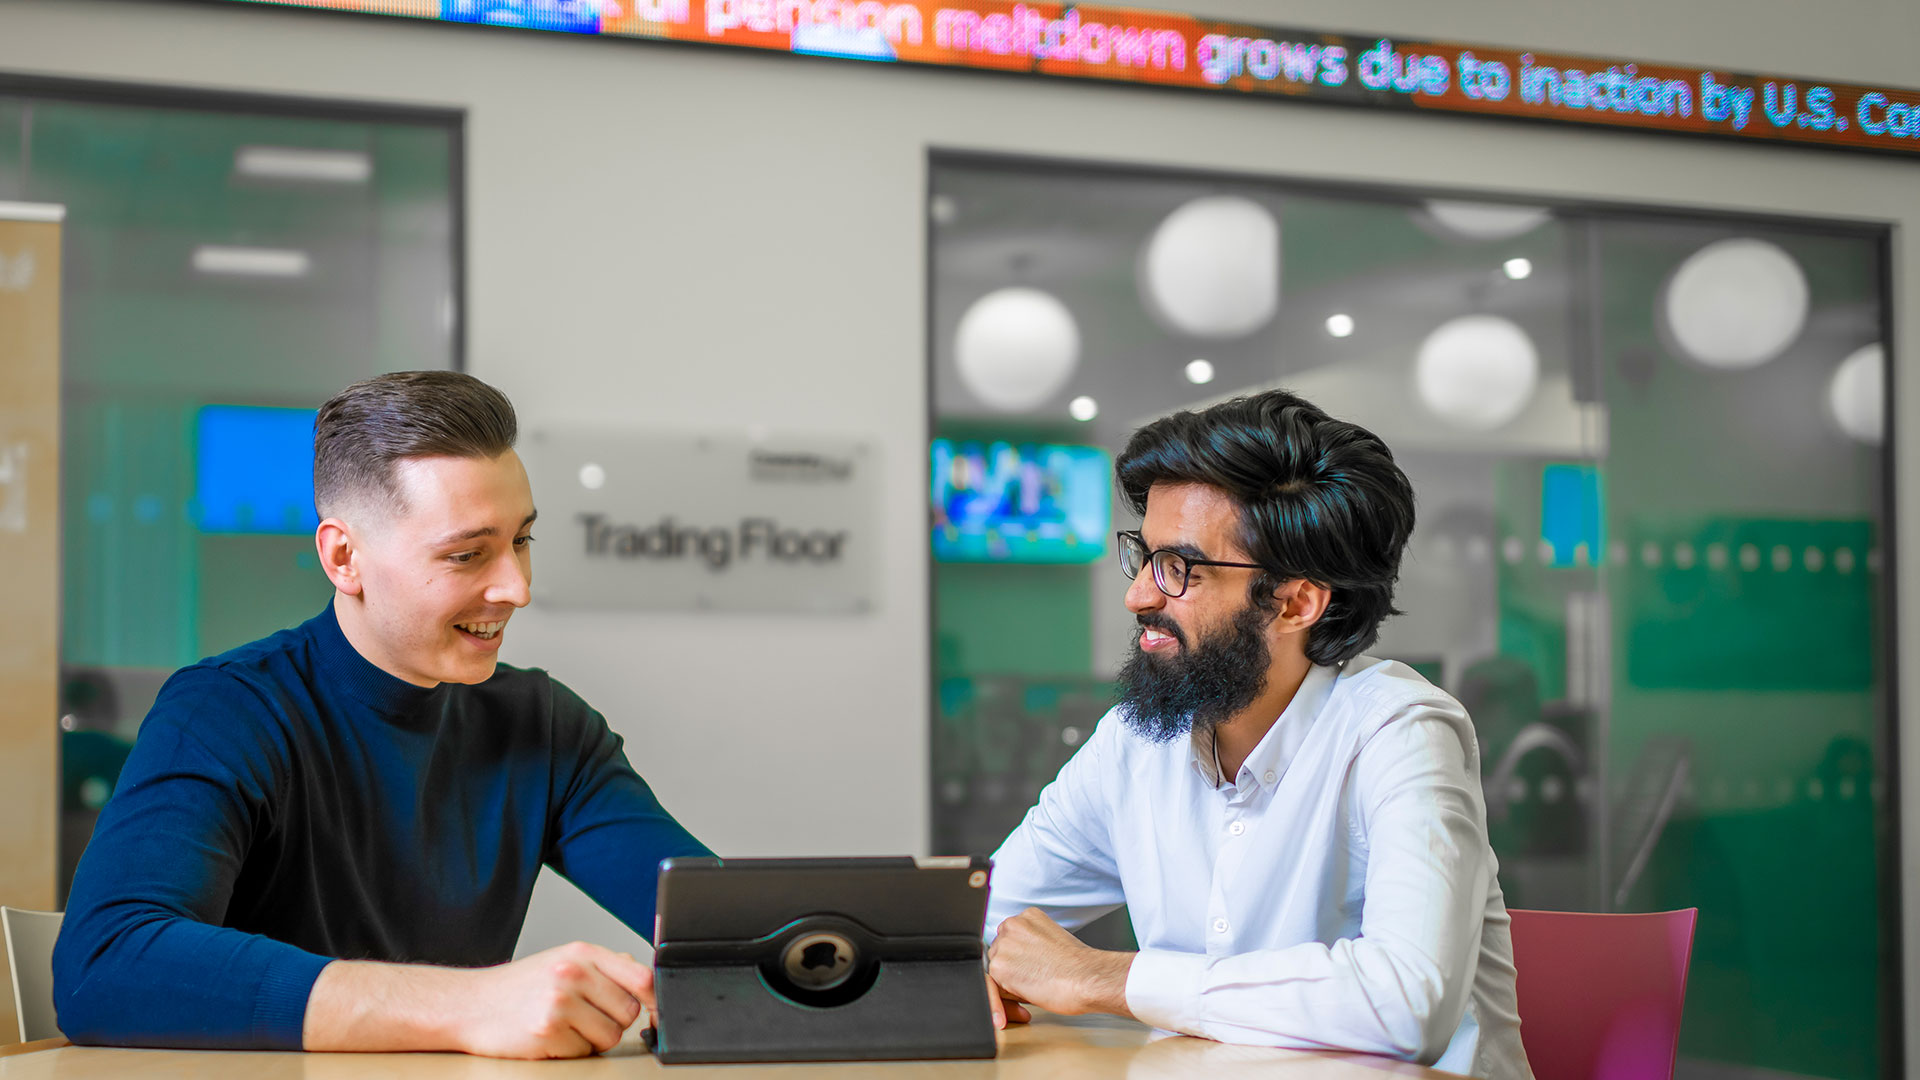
xmin=4 ymin=0 xmax=1917 ymax=1040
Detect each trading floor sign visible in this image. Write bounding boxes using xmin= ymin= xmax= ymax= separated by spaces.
xmin=523 ymin=429 xmax=876 ymax=613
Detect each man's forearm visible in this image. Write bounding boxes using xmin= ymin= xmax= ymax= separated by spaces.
xmin=303 ymin=941 xmax=654 ymax=1059
xmin=1075 ymin=949 xmax=1137 ymax=1017
xmin=987 ymin=907 xmax=1138 ymax=1019
xmin=303 ymin=960 xmax=468 ymax=1052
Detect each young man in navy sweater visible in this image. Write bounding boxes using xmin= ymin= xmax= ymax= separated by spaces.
xmin=53 ymin=371 xmax=710 ymax=1058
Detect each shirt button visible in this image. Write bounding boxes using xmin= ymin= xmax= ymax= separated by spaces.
xmin=1212 ymin=918 xmax=1230 ymax=934
xmin=1264 ymin=771 xmax=1277 ymax=784
xmin=1228 ymin=821 xmax=1246 ymax=836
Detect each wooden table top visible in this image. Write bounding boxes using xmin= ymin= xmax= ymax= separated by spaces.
xmin=0 ymin=1014 xmax=1464 ymax=1079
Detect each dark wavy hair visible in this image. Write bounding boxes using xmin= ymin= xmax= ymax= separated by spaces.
xmin=1114 ymin=389 xmax=1415 ymax=666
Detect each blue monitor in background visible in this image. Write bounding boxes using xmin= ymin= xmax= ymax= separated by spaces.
xmin=931 ymin=440 xmax=1110 ymax=564
xmin=1540 ymin=462 xmax=1604 ymax=568
xmin=195 ymin=405 xmax=319 ymax=535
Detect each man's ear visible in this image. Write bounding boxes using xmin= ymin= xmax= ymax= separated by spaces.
xmin=316 ymin=517 xmax=363 ymax=596
xmin=1273 ymin=579 xmax=1332 ymax=633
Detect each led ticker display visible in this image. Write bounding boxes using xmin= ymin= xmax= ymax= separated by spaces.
xmin=229 ymin=0 xmax=1920 ymax=156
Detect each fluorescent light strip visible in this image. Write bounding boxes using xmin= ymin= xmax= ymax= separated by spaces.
xmin=234 ymin=146 xmax=372 ymax=184
xmin=192 ymin=245 xmax=312 ymax=278
xmin=0 ymin=201 xmax=66 ymax=223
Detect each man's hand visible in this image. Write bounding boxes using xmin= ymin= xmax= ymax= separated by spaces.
xmin=447 ymin=942 xmax=652 ymax=1058
xmin=986 ymin=908 xmax=1135 ymax=1020
xmin=985 ymin=971 xmax=1032 ymax=1030
xmin=304 ymin=941 xmax=653 ymax=1058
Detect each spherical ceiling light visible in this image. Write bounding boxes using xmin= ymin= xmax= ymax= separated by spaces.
xmin=1140 ymin=195 xmax=1279 ymax=339
xmin=953 ymin=287 xmax=1080 ymax=411
xmin=1424 ymin=200 xmax=1551 ymax=241
xmin=1663 ymin=238 xmax=1808 ymax=369
xmin=1828 ymin=343 xmax=1885 ymax=446
xmin=1414 ymin=314 xmax=1541 ymax=431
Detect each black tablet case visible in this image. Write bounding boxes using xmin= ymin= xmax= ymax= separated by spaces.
xmin=650 ymin=856 xmax=997 ymax=1064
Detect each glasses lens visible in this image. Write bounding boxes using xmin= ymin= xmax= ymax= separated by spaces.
xmin=1118 ymin=533 xmax=1146 ymax=579
xmin=1150 ymin=549 xmax=1190 ymax=597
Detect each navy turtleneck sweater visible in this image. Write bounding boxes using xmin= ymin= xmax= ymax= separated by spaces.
xmin=52 ymin=603 xmax=711 ymax=1050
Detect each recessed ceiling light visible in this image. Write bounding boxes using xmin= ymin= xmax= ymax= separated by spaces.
xmin=191 ymin=245 xmax=311 ymax=278
xmin=1503 ymin=257 xmax=1534 ymax=280
xmin=1069 ymin=396 xmax=1099 ymax=422
xmin=1184 ymin=359 xmax=1215 ymax=384
xmin=234 ymin=146 xmax=372 ymax=184
xmin=1325 ymin=313 xmax=1355 ymax=338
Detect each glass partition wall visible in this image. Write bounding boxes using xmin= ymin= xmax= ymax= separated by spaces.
xmin=0 ymin=82 xmax=460 ymax=900
xmin=927 ymin=154 xmax=1893 ymax=1080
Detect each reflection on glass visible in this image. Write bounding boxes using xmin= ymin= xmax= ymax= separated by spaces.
xmin=929 ymin=157 xmax=1889 ymax=1078
xmin=0 ymin=93 xmax=458 ymax=901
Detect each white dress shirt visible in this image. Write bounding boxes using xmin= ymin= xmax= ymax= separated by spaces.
xmin=985 ymin=657 xmax=1533 ymax=1080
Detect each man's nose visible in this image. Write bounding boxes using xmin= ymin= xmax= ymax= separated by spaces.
xmin=489 ymin=553 xmax=532 ymax=608
xmin=1124 ymin=567 xmax=1165 ymax=614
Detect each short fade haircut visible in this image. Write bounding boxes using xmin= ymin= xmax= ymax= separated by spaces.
xmin=313 ymin=370 xmax=518 ymax=518
xmin=1114 ymin=389 xmax=1415 ymax=666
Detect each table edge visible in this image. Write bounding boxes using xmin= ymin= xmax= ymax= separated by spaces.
xmin=0 ymin=1037 xmax=68 ymax=1058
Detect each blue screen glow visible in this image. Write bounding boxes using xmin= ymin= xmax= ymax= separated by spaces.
xmin=931 ymin=439 xmax=1111 ymax=563
xmin=1539 ymin=462 xmax=1604 ymax=567
xmin=195 ymin=405 xmax=320 ymax=535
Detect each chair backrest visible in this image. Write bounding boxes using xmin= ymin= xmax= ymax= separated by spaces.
xmin=1508 ymin=908 xmax=1697 ymax=1080
xmin=1 ymin=907 xmax=64 ymax=1043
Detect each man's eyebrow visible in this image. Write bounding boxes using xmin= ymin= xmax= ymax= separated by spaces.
xmin=430 ymin=511 xmax=537 ymax=549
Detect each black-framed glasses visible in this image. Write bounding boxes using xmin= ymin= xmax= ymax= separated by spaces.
xmin=1116 ymin=530 xmax=1269 ymax=599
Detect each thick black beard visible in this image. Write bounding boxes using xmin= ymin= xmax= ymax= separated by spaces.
xmin=1114 ymin=601 xmax=1274 ymax=743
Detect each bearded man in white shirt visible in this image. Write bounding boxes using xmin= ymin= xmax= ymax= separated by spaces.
xmin=981 ymin=389 xmax=1533 ymax=1080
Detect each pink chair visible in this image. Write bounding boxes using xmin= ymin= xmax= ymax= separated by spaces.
xmin=1507 ymin=908 xmax=1698 ymax=1080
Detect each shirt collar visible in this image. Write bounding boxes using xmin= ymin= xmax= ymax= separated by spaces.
xmin=1188 ymin=662 xmax=1340 ymax=790
xmin=312 ymin=599 xmax=447 ymax=721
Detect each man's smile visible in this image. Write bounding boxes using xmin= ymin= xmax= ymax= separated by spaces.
xmin=1136 ymin=614 xmax=1187 ymax=653
xmin=455 ymin=618 xmax=509 ymax=643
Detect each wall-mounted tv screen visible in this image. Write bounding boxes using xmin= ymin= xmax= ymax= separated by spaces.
xmin=195 ymin=405 xmax=320 ymax=534
xmin=931 ymin=439 xmax=1110 ymax=563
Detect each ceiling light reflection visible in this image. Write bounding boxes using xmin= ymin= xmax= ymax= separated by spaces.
xmin=234 ymin=146 xmax=372 ymax=184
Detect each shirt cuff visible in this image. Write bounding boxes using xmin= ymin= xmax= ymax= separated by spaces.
xmin=1125 ymin=949 xmax=1208 ymax=1036
xmin=250 ymin=948 xmax=333 ymax=1049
